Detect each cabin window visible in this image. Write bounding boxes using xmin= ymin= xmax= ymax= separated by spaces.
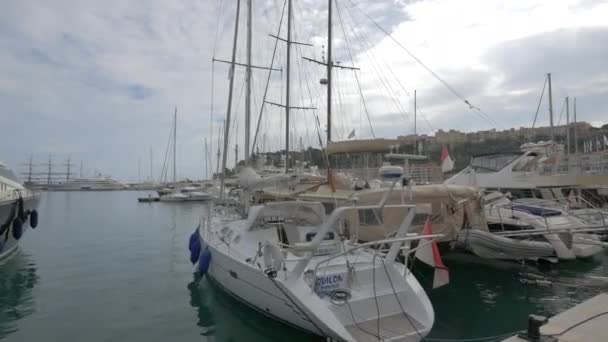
xmin=321 ymin=202 xmax=335 ymax=214
xmin=305 ymin=232 xmax=335 ymax=242
xmin=359 ymin=209 xmax=381 ymax=226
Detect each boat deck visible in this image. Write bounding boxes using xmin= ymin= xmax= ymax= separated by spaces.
xmin=346 ymin=312 xmax=424 ymax=342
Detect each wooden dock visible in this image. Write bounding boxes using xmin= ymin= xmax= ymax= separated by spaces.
xmin=503 ymin=293 xmax=608 ymax=342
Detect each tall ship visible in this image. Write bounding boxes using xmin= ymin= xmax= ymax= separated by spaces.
xmin=0 ymin=162 xmax=40 ymax=259
xmin=20 ymin=156 xmax=126 ymax=191
xmin=46 ymin=176 xmax=128 ymax=191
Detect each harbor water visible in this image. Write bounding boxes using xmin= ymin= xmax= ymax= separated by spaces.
xmin=1 ymin=191 xmax=606 ymax=341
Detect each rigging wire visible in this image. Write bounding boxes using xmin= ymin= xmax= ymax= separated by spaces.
xmin=347 ymin=0 xmax=499 ymax=129
xmin=342 ymin=1 xmax=435 ymax=133
xmin=556 ymin=96 xmax=567 ymax=126
xmin=531 ymin=75 xmax=548 ymax=129
xmin=341 ymin=2 xmax=412 ymax=124
xmin=335 ymin=0 xmax=376 ymax=138
xmin=251 ymin=0 xmax=287 ymax=155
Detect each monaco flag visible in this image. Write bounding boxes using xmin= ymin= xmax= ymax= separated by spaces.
xmin=415 ymin=218 xmax=449 ymax=289
xmin=440 ymin=146 xmax=455 ymax=173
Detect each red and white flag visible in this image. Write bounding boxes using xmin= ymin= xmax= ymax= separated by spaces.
xmin=440 ymin=146 xmax=454 ymax=173
xmin=415 ymin=218 xmax=449 ymax=289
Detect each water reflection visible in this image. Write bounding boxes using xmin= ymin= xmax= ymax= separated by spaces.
xmin=0 ymin=252 xmax=38 ymax=339
xmin=426 ymin=251 xmax=606 ymax=340
xmin=187 ymin=276 xmax=315 ymax=342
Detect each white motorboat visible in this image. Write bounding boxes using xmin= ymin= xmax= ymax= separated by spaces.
xmin=184 ymin=191 xmax=216 ymax=202
xmin=192 ymin=201 xmax=437 ymax=341
xmin=484 ymin=193 xmax=604 ymax=259
xmin=0 ymin=162 xmax=40 ymax=260
xmin=445 ymin=141 xmax=608 ymax=206
xmin=159 ymin=192 xmax=189 ymax=202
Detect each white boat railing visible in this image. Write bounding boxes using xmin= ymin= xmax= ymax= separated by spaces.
xmin=311 ymin=233 xmax=444 ymax=280
xmin=290 ymin=204 xmax=418 ymax=278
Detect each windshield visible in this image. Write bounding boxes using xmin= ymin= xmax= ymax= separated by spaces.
xmin=471 ymin=153 xmax=522 ymax=172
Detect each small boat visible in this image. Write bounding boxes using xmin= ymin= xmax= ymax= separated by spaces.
xmin=159 ymin=192 xmax=188 ymax=202
xmin=0 ymin=162 xmax=40 ymax=260
xmin=138 ymin=195 xmax=160 ymax=202
xmin=193 ymin=201 xmax=437 ymax=341
xmin=484 ymin=193 xmax=604 ymax=260
xmin=184 ymin=191 xmax=216 ymax=202
xmin=455 ymin=229 xmax=556 ymax=261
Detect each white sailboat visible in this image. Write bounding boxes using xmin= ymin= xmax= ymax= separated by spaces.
xmin=195 ymin=200 xmax=437 ymax=341
xmin=190 ymin=1 xmax=439 ymax=340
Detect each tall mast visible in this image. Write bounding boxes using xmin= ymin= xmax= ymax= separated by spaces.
xmin=566 ymin=96 xmax=570 ymax=155
xmin=66 ymin=155 xmax=71 ymax=182
xmin=220 ymin=0 xmax=241 ymax=199
xmin=138 ymin=156 xmax=141 ymax=182
xmin=285 ymin=0 xmax=292 ymax=173
xmin=204 ymin=138 xmax=209 ymax=180
xmin=327 ymin=0 xmax=333 ymax=143
xmin=80 ymin=160 xmax=83 ymax=178
xmin=149 ymin=147 xmax=153 ymax=182
xmin=414 ymin=89 xmax=417 ymax=153
xmin=574 ymin=97 xmax=578 ymax=154
xmin=216 ymin=122 xmax=223 ymax=176
xmin=244 ymin=0 xmax=253 ymax=165
xmin=47 ymin=155 xmax=52 ymax=185
xmin=173 ymin=107 xmax=177 ymax=183
xmin=547 ymin=73 xmax=555 ymax=141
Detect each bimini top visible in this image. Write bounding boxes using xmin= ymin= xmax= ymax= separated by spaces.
xmin=246 ymin=201 xmax=326 ymax=229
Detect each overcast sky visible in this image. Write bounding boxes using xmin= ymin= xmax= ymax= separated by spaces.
xmin=2 ymin=0 xmax=607 ymax=182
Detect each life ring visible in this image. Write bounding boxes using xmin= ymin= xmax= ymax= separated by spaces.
xmin=263 ymin=242 xmax=283 ymax=271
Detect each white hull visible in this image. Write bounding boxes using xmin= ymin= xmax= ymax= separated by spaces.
xmin=0 ymin=193 xmax=39 ymax=260
xmin=205 ymin=242 xmax=326 ymax=335
xmin=197 ymin=202 xmax=435 ymax=341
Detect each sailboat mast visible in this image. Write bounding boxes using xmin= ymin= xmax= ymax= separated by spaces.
xmin=220 ymin=0 xmax=241 ymax=199
xmin=245 ymin=0 xmax=252 ymax=165
xmin=285 ymin=0 xmax=292 ymax=173
xmin=547 ymin=73 xmax=555 ymax=141
xmin=204 ymin=137 xmax=209 ymax=180
xmin=173 ymin=107 xmax=177 ymax=183
xmin=414 ymin=89 xmax=417 ymax=153
xmin=327 ymin=0 xmax=333 ymax=143
xmin=149 ymin=147 xmax=153 ymax=182
xmin=566 ymin=96 xmax=570 ymax=155
xmin=574 ymin=97 xmax=578 ymax=154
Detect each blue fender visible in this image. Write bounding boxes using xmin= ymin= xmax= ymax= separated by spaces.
xmin=188 ymin=228 xmax=199 ymax=252
xmin=190 ymin=237 xmax=201 ymax=265
xmin=198 ymin=247 xmax=212 ymax=275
